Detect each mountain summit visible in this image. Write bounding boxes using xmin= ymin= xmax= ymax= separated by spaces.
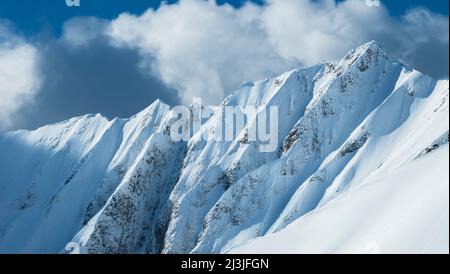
xmin=0 ymin=42 xmax=448 ymax=254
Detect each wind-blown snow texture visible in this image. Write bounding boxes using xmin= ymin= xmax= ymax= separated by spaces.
xmin=0 ymin=41 xmax=448 ymax=254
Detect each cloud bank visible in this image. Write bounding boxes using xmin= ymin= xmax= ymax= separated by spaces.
xmin=1 ymin=18 xmax=179 ymax=131
xmin=107 ymin=0 xmax=448 ymax=105
xmin=0 ymin=0 xmax=448 ymax=131
xmin=108 ymin=0 xmax=296 ymax=104
xmin=12 ymin=17 xmax=179 ymax=130
xmin=0 ymin=23 xmax=40 ymax=130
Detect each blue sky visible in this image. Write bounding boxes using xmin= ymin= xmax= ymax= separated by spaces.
xmin=0 ymin=0 xmax=448 ymax=131
xmin=0 ymin=0 xmax=262 ymax=35
xmin=0 ymin=0 xmax=448 ymax=35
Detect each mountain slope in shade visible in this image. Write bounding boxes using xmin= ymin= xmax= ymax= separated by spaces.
xmin=0 ymin=41 xmax=448 ymax=254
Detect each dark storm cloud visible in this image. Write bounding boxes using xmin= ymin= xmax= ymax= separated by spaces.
xmin=13 ymin=29 xmax=179 ymax=130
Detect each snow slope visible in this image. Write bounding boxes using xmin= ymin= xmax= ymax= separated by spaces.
xmin=0 ymin=100 xmax=176 ymax=253
xmin=0 ymin=41 xmax=448 ymax=254
xmin=229 ymin=146 xmax=449 ymax=254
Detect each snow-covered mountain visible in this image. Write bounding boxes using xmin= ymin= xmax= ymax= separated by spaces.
xmin=0 ymin=41 xmax=448 ymax=254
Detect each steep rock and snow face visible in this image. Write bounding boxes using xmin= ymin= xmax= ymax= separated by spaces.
xmin=180 ymin=42 xmax=449 ymax=254
xmin=0 ymin=41 xmax=448 ymax=254
xmin=0 ymin=100 xmax=175 ymax=253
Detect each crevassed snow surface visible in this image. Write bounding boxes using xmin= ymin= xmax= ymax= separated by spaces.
xmin=0 ymin=41 xmax=448 ymax=254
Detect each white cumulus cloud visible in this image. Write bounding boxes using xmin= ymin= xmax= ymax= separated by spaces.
xmin=105 ymin=0 xmax=449 ymax=104
xmin=107 ymin=0 xmax=295 ymax=104
xmin=0 ymin=0 xmax=448 ymax=131
xmin=262 ymin=0 xmax=449 ymax=77
xmin=0 ymin=23 xmax=40 ymax=130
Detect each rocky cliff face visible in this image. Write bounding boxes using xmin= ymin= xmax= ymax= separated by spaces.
xmin=0 ymin=41 xmax=448 ymax=253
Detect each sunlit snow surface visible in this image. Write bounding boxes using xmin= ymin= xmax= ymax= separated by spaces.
xmin=0 ymin=42 xmax=448 ymax=254
xmin=229 ymin=147 xmax=449 ymax=254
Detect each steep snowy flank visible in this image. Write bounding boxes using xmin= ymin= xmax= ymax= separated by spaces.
xmin=0 ymin=100 xmax=174 ymax=253
xmin=0 ymin=41 xmax=448 ymax=254
xmin=229 ymin=146 xmax=449 ymax=254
